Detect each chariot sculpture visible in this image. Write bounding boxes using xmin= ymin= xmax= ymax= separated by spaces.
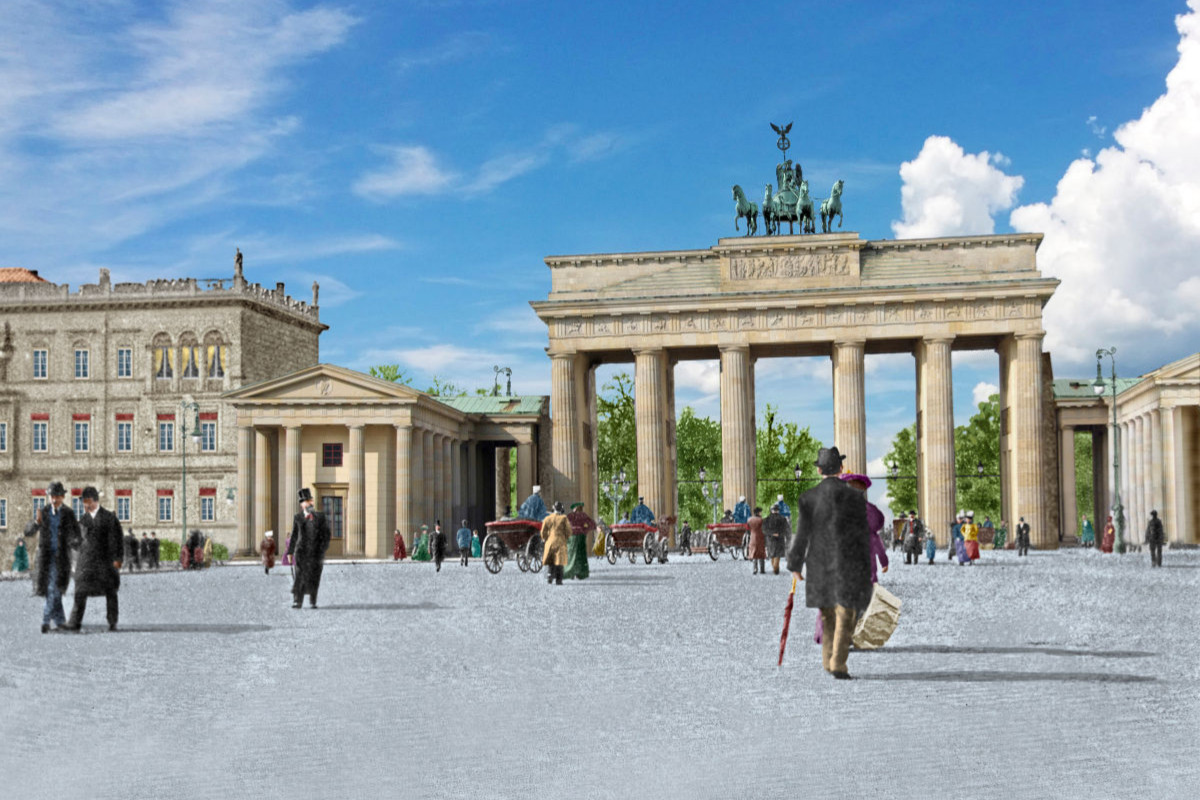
xmin=731 ymin=123 xmax=845 ymax=236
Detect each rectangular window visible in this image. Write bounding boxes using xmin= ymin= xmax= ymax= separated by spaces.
xmin=0 ymin=499 xmax=6 ymax=529
xmin=117 ymin=348 xmax=132 ymax=378
xmin=208 ymin=345 xmax=225 ymax=378
xmin=74 ymin=421 xmax=89 ymax=452
xmin=116 ymin=496 xmax=131 ymax=522
xmin=182 ymin=345 xmax=201 ymax=378
xmin=200 ymin=421 xmax=216 ymax=452
xmin=0 ymin=422 xmax=6 ymax=452
xmin=74 ymin=349 xmax=89 ymax=379
xmin=32 ymin=422 xmax=47 ymax=452
xmin=322 ymin=442 xmax=343 ymax=467
xmin=158 ymin=496 xmax=173 ymax=522
xmin=117 ymin=422 xmax=132 ymax=452
xmin=72 ymin=497 xmax=84 ymax=518
xmin=154 ymin=347 xmax=173 ymax=379
xmin=158 ymin=422 xmax=174 ymax=452
xmin=201 ymin=496 xmax=215 ymax=522
xmin=32 ymin=497 xmax=46 ymax=519
xmin=33 ymin=349 xmax=47 ymax=379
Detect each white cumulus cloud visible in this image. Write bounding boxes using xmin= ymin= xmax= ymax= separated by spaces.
xmin=892 ymin=135 xmax=1024 ymax=239
xmin=353 ymin=146 xmax=457 ymax=199
xmin=1010 ymin=0 xmax=1200 ymax=368
xmin=972 ymin=381 xmax=999 ymax=406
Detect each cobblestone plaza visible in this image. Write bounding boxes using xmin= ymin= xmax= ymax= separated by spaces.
xmin=3 ymin=549 xmax=1197 ymax=799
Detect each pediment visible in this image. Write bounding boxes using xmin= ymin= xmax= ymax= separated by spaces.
xmin=225 ymin=364 xmax=424 ymax=404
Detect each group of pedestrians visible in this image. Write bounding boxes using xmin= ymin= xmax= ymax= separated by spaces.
xmin=33 ymin=482 xmax=124 ymax=633
xmin=122 ymin=531 xmax=162 ymax=570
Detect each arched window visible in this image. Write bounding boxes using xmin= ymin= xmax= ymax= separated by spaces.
xmin=152 ymin=333 xmax=173 ymax=379
xmin=179 ymin=332 xmax=201 ymax=379
xmin=202 ymin=331 xmax=228 ymax=379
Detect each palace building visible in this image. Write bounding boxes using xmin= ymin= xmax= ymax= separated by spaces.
xmin=0 ymin=262 xmax=324 ymax=561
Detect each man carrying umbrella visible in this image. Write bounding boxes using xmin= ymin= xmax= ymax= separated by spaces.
xmin=787 ymin=447 xmax=872 ymax=680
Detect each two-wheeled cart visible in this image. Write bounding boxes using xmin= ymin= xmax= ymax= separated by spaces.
xmin=482 ymin=519 xmax=544 ymax=574
xmin=605 ymin=522 xmax=669 ymax=565
xmin=705 ymin=522 xmax=749 ymax=560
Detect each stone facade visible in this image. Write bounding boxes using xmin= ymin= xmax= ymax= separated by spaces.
xmin=534 ymin=231 xmax=1061 ymax=548
xmin=0 ymin=265 xmax=324 ymax=567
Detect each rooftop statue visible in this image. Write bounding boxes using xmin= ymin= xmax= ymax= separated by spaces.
xmin=732 ymin=185 xmax=758 ymax=236
xmin=732 ymin=123 xmax=843 ymax=236
xmin=820 ymin=179 xmax=845 ymax=233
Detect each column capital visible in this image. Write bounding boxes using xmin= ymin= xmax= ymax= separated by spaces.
xmin=632 ymin=346 xmax=667 ymax=358
xmin=348 ymin=422 xmax=365 ymax=431
xmin=1013 ymin=331 xmax=1046 ymax=342
xmin=833 ymin=338 xmax=867 ymax=349
xmin=548 ymin=350 xmax=578 ymax=361
xmin=717 ymin=343 xmax=749 ymax=355
xmin=921 ymin=335 xmax=955 ymax=346
xmin=284 ymin=423 xmax=303 ymax=430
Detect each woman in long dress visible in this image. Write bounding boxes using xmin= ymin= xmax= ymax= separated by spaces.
xmin=412 ymin=525 xmax=431 ymax=561
xmin=1100 ymin=516 xmax=1115 ymax=553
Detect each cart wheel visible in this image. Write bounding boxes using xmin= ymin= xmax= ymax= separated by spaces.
xmin=658 ymin=539 xmax=669 ymax=564
xmin=627 ymin=549 xmax=637 ymax=564
xmin=730 ymin=545 xmax=741 ymax=560
xmin=708 ymin=534 xmax=719 ymax=561
xmin=483 ymin=534 xmax=504 ymax=574
xmin=526 ymin=535 xmax=543 ymax=573
xmin=642 ymin=532 xmax=655 ymax=564
xmin=516 ymin=550 xmax=529 ymax=571
xmin=605 ymin=533 xmax=617 ymax=565
xmin=742 ymin=531 xmax=751 ymax=553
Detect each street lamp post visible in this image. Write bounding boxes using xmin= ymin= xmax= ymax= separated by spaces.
xmin=601 ymin=469 xmax=630 ymax=525
xmin=698 ymin=466 xmax=723 ymax=524
xmin=1094 ymin=347 xmax=1126 ymax=553
xmin=179 ymin=401 xmax=201 ymax=549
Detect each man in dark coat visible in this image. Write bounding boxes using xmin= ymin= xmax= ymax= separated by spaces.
xmin=35 ymin=482 xmax=79 ymax=633
xmin=787 ymin=447 xmax=871 ymax=680
xmin=430 ymin=520 xmax=447 ymax=572
xmin=1145 ymin=510 xmax=1165 ymax=567
xmin=287 ymin=488 xmax=331 ymax=608
xmin=149 ymin=532 xmax=160 ymax=569
xmin=139 ymin=534 xmax=151 ymax=569
xmin=64 ymin=486 xmax=123 ymax=632
xmin=763 ymin=505 xmax=790 ymax=575
xmin=1016 ymin=517 xmax=1031 ymax=556
xmin=128 ymin=530 xmax=141 ymax=571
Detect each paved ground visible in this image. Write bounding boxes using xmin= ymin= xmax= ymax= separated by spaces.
xmin=2 ymin=546 xmax=1197 ymax=799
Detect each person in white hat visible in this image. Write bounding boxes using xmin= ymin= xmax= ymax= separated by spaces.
xmin=518 ymin=485 xmax=548 ymax=521
xmin=733 ymin=495 xmax=752 ymax=524
xmin=260 ymin=530 xmax=276 ymax=575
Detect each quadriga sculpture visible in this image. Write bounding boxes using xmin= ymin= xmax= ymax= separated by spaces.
xmin=820 ymin=180 xmax=844 ymax=233
xmin=732 ymin=185 xmax=759 ymax=236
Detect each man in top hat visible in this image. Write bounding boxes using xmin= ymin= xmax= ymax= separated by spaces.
xmin=630 ymin=496 xmax=655 ymax=525
xmin=1145 ymin=510 xmax=1165 ymax=567
xmin=732 ymin=495 xmax=751 ymax=524
xmin=287 ymin=488 xmax=331 ymax=608
xmin=34 ymin=481 xmax=79 ymax=633
xmin=903 ymin=510 xmax=924 ymax=565
xmin=1016 ymin=517 xmax=1031 ymax=557
xmin=564 ymin=502 xmax=595 ymax=580
xmin=518 ymin=485 xmax=548 ymax=521
xmin=788 ymin=446 xmax=872 ymax=680
xmin=64 ymin=486 xmax=123 ymax=632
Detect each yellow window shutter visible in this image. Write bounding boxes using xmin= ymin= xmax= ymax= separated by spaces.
xmin=219 ymin=346 xmax=227 ymax=373
xmin=154 ymin=348 xmax=163 ymax=374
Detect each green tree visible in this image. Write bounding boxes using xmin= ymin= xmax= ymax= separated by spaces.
xmin=882 ymin=425 xmax=918 ymax=516
xmin=1074 ymin=431 xmax=1095 ymax=530
xmin=425 ymin=375 xmax=464 ymax=396
xmin=755 ymin=405 xmax=823 ymax=514
xmin=675 ymin=406 xmax=723 ymax=526
xmin=369 ymin=364 xmax=412 ymax=384
xmin=596 ymin=372 xmax=637 ymax=520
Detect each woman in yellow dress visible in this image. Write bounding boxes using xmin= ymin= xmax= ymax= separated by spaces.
xmin=961 ymin=512 xmax=981 ymax=562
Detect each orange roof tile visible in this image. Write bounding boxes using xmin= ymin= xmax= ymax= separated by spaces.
xmin=0 ymin=268 xmax=48 ymax=283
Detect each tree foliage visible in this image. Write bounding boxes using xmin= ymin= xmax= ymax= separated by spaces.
xmin=369 ymin=364 xmax=412 ymax=384
xmin=1075 ymin=431 xmax=1095 ymax=529
xmin=755 ymin=405 xmax=823 ymax=517
xmin=676 ymin=406 xmax=722 ymax=526
xmin=596 ymin=372 xmax=637 ymax=520
xmin=882 ymin=394 xmax=1002 ymax=523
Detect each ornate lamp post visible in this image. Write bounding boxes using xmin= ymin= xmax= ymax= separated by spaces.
xmin=793 ymin=463 xmax=804 ymax=500
xmin=601 ymin=469 xmax=630 ymax=525
xmin=179 ymin=401 xmax=201 ymax=548
xmin=492 ymin=365 xmax=512 ymax=397
xmin=1094 ymin=347 xmax=1126 ymax=553
xmin=699 ymin=466 xmax=723 ymax=524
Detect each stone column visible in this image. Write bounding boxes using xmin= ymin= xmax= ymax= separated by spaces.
xmin=1130 ymin=416 xmax=1143 ymax=540
xmin=663 ymin=357 xmax=678 ymax=536
xmin=495 ymin=446 xmax=511 ymax=517
xmin=466 ymin=442 xmax=478 ymax=530
xmin=451 ymin=438 xmax=463 ymax=527
xmin=582 ymin=362 xmax=600 ymax=524
xmin=550 ymin=353 xmax=581 ymax=506
xmin=916 ymin=337 xmax=955 ymax=546
xmin=442 ymin=435 xmax=453 ymax=528
xmin=1167 ymin=406 xmax=1195 ymax=544
xmin=237 ymin=425 xmax=255 ymax=555
xmin=253 ymin=428 xmax=272 ymax=551
xmin=1120 ymin=421 xmax=1132 ymax=531
xmin=1092 ymin=428 xmax=1109 ymax=529
xmin=1150 ymin=409 xmax=1164 ymax=526
xmin=1060 ymin=425 xmax=1077 ymax=541
xmin=1011 ymin=334 xmax=1049 ymax=548
xmin=409 ymin=428 xmax=424 ymax=546
xmin=831 ymin=340 xmax=867 ymax=474
xmin=283 ymin=425 xmax=302 ymax=537
xmin=395 ymin=425 xmax=412 ymax=549
xmin=515 ymin=440 xmax=535 ymax=505
xmin=423 ymin=430 xmax=436 ymax=529
xmin=719 ymin=345 xmax=755 ymax=512
xmin=347 ymin=424 xmax=365 ymax=555
xmin=634 ymin=348 xmax=669 ymax=520
xmin=430 ymin=433 xmax=444 ymax=526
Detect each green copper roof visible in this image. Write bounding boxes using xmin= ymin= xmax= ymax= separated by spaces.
xmin=436 ymin=395 xmax=545 ymax=415
xmin=1053 ymin=377 xmax=1143 ymax=399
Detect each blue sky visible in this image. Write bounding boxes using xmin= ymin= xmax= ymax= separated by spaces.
xmin=3 ymin=0 xmax=1199 ymax=504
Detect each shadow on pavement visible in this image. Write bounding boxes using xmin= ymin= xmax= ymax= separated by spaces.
xmin=107 ymin=623 xmax=272 ymax=634
xmin=1159 ymin=564 xmax=1200 ymax=569
xmin=856 ymin=644 xmax=1154 ymax=658
xmin=317 ymin=602 xmax=445 ymax=611
xmin=856 ymin=671 xmax=1157 ymax=683
xmin=579 ymin=576 xmax=674 ymax=584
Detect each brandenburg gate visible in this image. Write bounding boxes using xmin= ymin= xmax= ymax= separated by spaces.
xmin=532 ymin=231 xmax=1061 ymax=547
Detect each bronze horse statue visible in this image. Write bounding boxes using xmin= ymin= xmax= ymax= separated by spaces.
xmin=732 ymin=185 xmax=758 ymax=236
xmin=820 ymin=180 xmax=844 ymax=233
xmin=796 ymin=180 xmax=816 ymax=235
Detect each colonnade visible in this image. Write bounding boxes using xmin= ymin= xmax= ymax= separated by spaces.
xmin=1116 ymin=406 xmax=1196 ymax=545
xmin=550 ymin=333 xmax=1050 ymax=548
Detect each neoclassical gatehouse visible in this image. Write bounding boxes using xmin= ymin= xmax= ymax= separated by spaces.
xmin=0 ymin=263 xmax=324 ymax=561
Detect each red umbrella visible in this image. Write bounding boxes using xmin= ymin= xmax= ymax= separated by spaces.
xmin=778 ymin=575 xmax=799 ymax=666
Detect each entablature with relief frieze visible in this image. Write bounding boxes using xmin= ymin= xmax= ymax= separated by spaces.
xmin=540 ymin=291 xmax=1052 ymax=351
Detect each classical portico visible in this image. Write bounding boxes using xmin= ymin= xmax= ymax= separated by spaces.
xmin=225 ymin=365 xmax=548 ymax=556
xmin=533 ymin=232 xmax=1060 ymax=547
